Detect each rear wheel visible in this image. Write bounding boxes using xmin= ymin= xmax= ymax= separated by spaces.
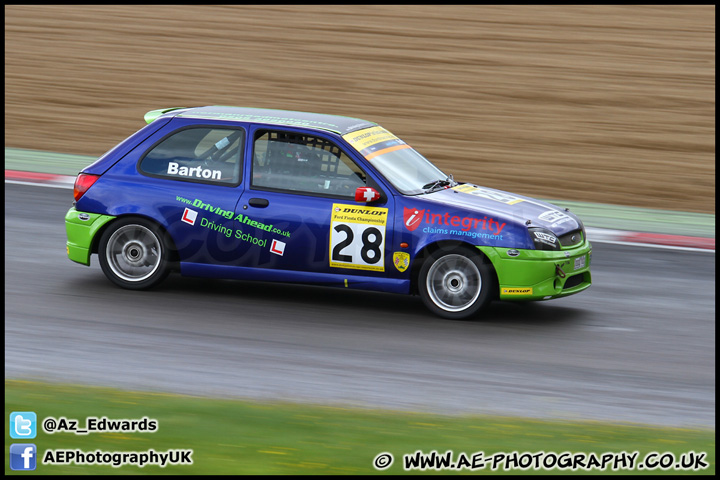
xmin=98 ymin=217 xmax=170 ymax=290
xmin=419 ymin=248 xmax=493 ymax=319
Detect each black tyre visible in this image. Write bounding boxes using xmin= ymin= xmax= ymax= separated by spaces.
xmin=98 ymin=217 xmax=171 ymax=290
xmin=419 ymin=247 xmax=494 ymax=319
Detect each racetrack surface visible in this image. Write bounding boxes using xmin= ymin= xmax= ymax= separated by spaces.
xmin=4 ymin=183 xmax=715 ymax=428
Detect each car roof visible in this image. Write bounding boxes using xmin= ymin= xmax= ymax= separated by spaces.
xmin=145 ymin=106 xmax=377 ymax=135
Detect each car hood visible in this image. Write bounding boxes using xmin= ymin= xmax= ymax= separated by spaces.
xmin=421 ymin=184 xmax=583 ymax=236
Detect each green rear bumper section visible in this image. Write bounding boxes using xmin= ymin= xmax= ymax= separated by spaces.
xmin=65 ymin=207 xmax=116 ymax=266
xmin=478 ymin=239 xmax=592 ymax=301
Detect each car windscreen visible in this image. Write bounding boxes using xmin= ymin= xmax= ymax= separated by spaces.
xmin=342 ymin=126 xmax=448 ymax=195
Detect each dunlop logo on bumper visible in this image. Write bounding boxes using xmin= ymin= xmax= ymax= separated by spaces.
xmin=502 ymin=288 xmax=533 ymax=295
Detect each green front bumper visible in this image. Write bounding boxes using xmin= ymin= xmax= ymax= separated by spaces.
xmin=478 ymin=239 xmax=592 ymax=301
xmin=65 ymin=207 xmax=116 ymax=266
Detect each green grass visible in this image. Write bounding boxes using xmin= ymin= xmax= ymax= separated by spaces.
xmin=5 ymin=380 xmax=714 ymax=475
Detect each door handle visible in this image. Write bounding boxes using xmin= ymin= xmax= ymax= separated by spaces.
xmin=248 ymin=198 xmax=269 ymax=208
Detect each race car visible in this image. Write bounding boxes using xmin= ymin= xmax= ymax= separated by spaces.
xmin=65 ymin=106 xmax=592 ymax=319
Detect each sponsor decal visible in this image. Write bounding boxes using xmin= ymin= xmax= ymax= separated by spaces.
xmin=403 ymin=208 xmax=425 ymax=232
xmin=234 ymin=213 xmax=291 ymax=238
xmin=181 ymin=208 xmax=198 ymax=225
xmin=331 ymin=206 xmax=387 ymax=225
xmin=343 ymin=126 xmax=401 ymax=152
xmin=393 ymin=252 xmax=410 ymax=272
xmin=199 ymin=217 xmax=234 ymax=239
xmin=342 ymin=126 xmax=412 ymax=161
xmin=234 ymin=229 xmax=267 ymax=246
xmin=270 ymin=239 xmax=286 ymax=256
xmin=502 ymin=287 xmax=533 ymax=295
xmin=539 ymin=209 xmax=574 ymax=227
xmin=191 ymin=198 xmax=233 ymax=220
xmin=198 ymin=217 xmax=268 ymax=246
xmin=175 ymin=196 xmax=291 ymax=237
xmin=330 ymin=204 xmax=388 ymax=272
xmin=167 ymin=162 xmax=222 ymax=180
xmin=356 ymin=187 xmax=381 ymax=202
xmin=533 ymin=231 xmax=557 ymax=246
xmin=452 ymin=184 xmax=525 ymax=205
xmin=175 ymin=196 xmax=233 ymax=219
xmin=404 ymin=207 xmax=506 ymax=236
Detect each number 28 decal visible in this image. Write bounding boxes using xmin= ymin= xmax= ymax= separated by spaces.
xmin=329 ymin=204 xmax=388 ymax=272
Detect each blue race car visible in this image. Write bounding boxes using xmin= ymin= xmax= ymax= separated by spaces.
xmin=66 ymin=106 xmax=592 ymax=319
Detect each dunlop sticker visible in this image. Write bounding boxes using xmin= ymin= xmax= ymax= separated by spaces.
xmin=501 ymin=287 xmax=533 ymax=295
xmin=343 ymin=126 xmax=400 ymax=152
xmin=330 ymin=204 xmax=388 ymax=272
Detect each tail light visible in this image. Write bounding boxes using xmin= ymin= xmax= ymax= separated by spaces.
xmin=73 ymin=173 xmax=100 ymax=202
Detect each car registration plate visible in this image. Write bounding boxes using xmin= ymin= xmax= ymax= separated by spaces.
xmin=574 ymin=255 xmax=586 ymax=270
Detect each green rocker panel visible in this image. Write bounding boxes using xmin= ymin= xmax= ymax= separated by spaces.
xmin=478 ymin=239 xmax=592 ymax=301
xmin=65 ymin=208 xmax=116 ymax=266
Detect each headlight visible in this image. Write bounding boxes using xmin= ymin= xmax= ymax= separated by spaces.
xmin=529 ymin=227 xmax=560 ymax=251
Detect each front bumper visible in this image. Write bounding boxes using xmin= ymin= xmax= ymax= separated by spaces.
xmin=478 ymin=239 xmax=592 ymax=301
xmin=65 ymin=207 xmax=116 ymax=266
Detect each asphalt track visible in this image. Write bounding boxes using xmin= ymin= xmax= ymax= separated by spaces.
xmin=4 ymin=183 xmax=715 ymax=428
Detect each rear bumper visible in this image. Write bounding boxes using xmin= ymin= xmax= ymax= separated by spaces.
xmin=478 ymin=240 xmax=592 ymax=301
xmin=65 ymin=207 xmax=116 ymax=265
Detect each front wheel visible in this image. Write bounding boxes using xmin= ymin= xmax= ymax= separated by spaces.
xmin=419 ymin=248 xmax=494 ymax=319
xmin=98 ymin=218 xmax=171 ymax=290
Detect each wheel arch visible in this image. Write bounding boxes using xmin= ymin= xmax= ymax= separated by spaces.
xmin=409 ymin=240 xmax=498 ymax=297
xmin=90 ymin=214 xmax=180 ymax=265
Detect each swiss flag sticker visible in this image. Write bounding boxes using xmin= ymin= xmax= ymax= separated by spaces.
xmin=271 ymin=239 xmax=286 ymax=256
xmin=182 ymin=208 xmax=198 ymax=225
xmin=355 ymin=187 xmax=381 ymax=203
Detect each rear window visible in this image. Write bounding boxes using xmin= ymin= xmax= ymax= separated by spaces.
xmin=139 ymin=127 xmax=244 ymax=185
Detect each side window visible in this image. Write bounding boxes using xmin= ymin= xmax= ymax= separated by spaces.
xmin=139 ymin=127 xmax=244 ymax=185
xmin=252 ymin=130 xmax=366 ymax=197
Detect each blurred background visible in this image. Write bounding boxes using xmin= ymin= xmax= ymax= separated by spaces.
xmin=5 ymin=5 xmax=714 ymax=213
xmin=4 ymin=9 xmax=716 ymax=473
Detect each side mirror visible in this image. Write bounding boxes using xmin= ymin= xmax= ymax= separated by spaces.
xmin=355 ymin=187 xmax=381 ymax=203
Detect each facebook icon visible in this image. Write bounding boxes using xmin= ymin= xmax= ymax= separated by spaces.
xmin=10 ymin=444 xmax=37 ymax=471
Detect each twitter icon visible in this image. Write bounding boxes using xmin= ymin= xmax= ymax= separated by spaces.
xmin=10 ymin=412 xmax=37 ymax=439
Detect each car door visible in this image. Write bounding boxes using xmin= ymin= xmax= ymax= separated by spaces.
xmin=231 ymin=126 xmax=395 ymax=278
